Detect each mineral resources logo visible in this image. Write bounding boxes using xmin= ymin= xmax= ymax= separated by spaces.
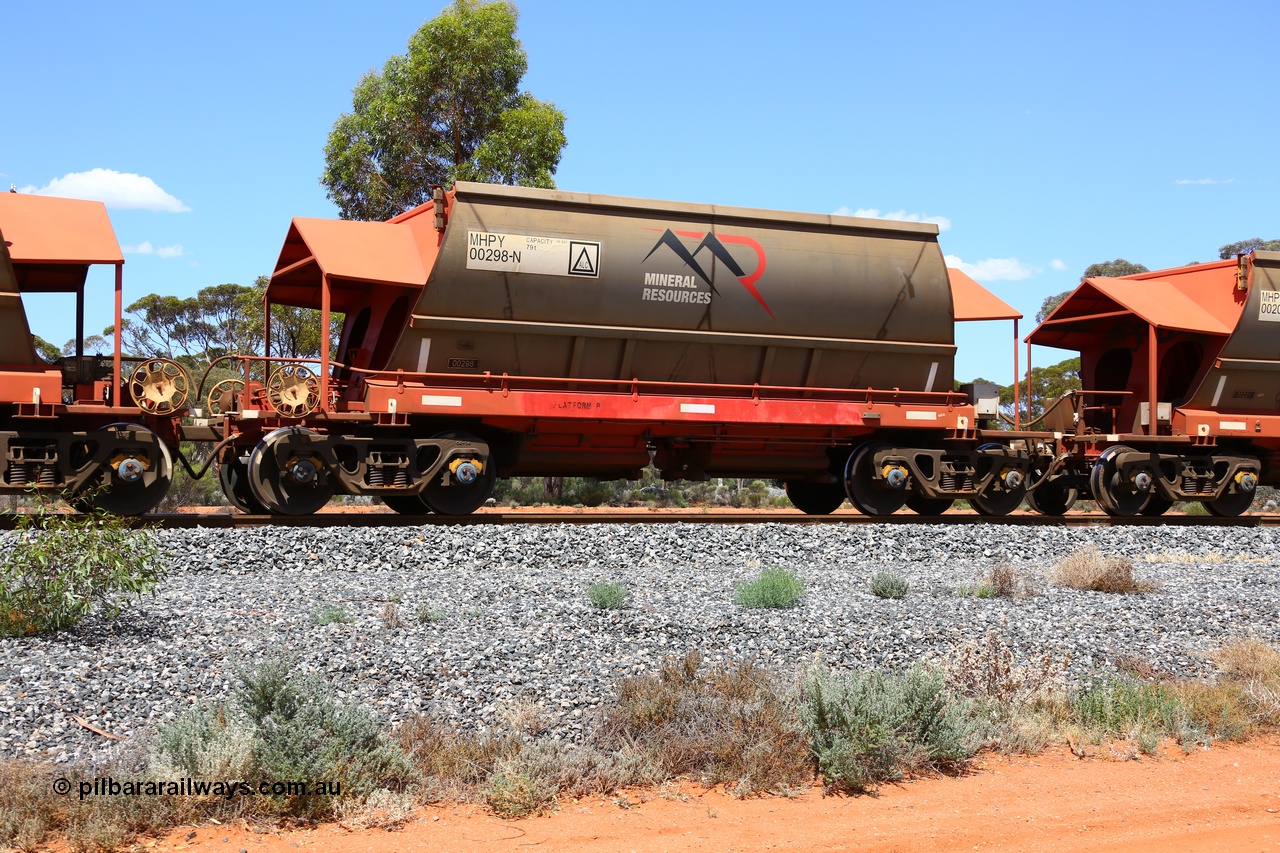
xmin=640 ymin=228 xmax=773 ymax=318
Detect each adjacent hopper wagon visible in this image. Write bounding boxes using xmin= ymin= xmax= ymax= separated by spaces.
xmin=1024 ymin=252 xmax=1280 ymax=517
xmin=0 ymin=193 xmax=191 ymax=514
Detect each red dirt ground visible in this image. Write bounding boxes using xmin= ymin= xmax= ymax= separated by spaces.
xmin=120 ymin=739 xmax=1280 ymax=853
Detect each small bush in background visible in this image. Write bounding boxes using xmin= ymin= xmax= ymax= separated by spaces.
xmin=587 ymin=581 xmax=629 ymax=610
xmin=416 ymin=604 xmax=446 ymax=624
xmin=382 ymin=602 xmax=405 ymax=629
xmin=1051 ymin=546 xmax=1158 ymax=594
xmin=0 ymin=496 xmax=166 ymax=636
xmin=311 ymin=604 xmax=351 ymax=625
xmin=870 ymin=571 xmax=909 ymax=599
xmin=734 ymin=567 xmax=804 ymax=609
xmin=957 ymin=581 xmax=997 ymax=599
xmin=957 ymin=564 xmax=1034 ymax=601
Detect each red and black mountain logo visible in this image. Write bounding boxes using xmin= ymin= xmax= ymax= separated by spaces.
xmin=642 ymin=229 xmax=773 ymax=318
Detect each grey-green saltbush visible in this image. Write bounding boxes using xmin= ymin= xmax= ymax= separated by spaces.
xmin=802 ymin=664 xmax=981 ymax=793
xmin=734 ymin=567 xmax=804 ymax=609
xmin=587 ymin=581 xmax=628 ymax=610
xmin=870 ymin=571 xmax=909 ymax=599
xmin=153 ymin=658 xmax=407 ymax=818
xmin=311 ymin=604 xmax=351 ymax=625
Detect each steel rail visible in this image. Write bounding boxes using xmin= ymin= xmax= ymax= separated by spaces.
xmin=1 ymin=510 xmax=1273 ymax=530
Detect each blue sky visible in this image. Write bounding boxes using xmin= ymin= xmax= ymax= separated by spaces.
xmin=3 ymin=0 xmax=1276 ymax=384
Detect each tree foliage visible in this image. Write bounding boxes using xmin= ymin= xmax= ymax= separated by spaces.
xmin=322 ymin=0 xmax=567 ymax=221
xmin=1035 ymin=258 xmax=1151 ymax=325
xmin=111 ymin=277 xmax=341 ymax=375
xmin=1219 ymin=238 xmax=1280 ymax=259
xmin=1035 ymin=292 xmax=1070 ymax=324
xmin=973 ymin=356 xmax=1081 ymax=423
xmin=1081 ymin=258 xmax=1148 ymax=280
xmin=31 ymin=335 xmax=62 ymax=363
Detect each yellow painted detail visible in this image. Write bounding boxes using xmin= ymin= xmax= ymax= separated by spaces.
xmin=449 ymin=457 xmax=483 ymax=475
xmin=108 ymin=452 xmax=152 ymax=471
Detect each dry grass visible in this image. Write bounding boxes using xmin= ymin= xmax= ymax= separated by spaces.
xmin=1140 ymin=552 xmax=1268 ymax=565
xmin=1209 ymin=638 xmax=1280 ymax=727
xmin=1050 ymin=547 xmax=1159 ymax=594
xmin=14 ymin=639 xmax=1280 ymax=848
xmin=1210 ymin=638 xmax=1280 ymax=682
xmin=334 ymin=787 xmax=418 ymax=830
xmin=394 ymin=714 xmax=523 ymax=802
xmin=988 ymin=563 xmax=1037 ymax=598
xmin=0 ymin=760 xmax=60 ymax=852
xmin=596 ymin=650 xmax=812 ymax=796
xmin=0 ymin=760 xmax=196 ymax=853
xmin=945 ymin=630 xmax=1067 ymax=706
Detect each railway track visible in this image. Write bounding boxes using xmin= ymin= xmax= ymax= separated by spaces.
xmin=1 ymin=509 xmax=1275 ymax=530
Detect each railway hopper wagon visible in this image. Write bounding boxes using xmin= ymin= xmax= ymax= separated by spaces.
xmin=1026 ymin=252 xmax=1280 ymax=517
xmin=0 ymin=193 xmax=192 ymax=515
xmin=213 ymin=182 xmax=1032 ymax=516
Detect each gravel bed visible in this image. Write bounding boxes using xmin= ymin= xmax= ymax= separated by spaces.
xmin=2 ymin=521 xmax=1278 ymax=764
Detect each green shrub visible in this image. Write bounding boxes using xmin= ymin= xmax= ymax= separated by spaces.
xmin=870 ymin=571 xmax=909 ymax=599
xmin=802 ymin=664 xmax=981 ymax=794
xmin=1071 ymin=675 xmax=1190 ymax=749
xmin=734 ymin=567 xmax=804 ymax=609
xmin=0 ymin=497 xmax=166 ymax=636
xmin=311 ymin=604 xmax=351 ymax=625
xmin=417 ymin=604 xmax=446 ymax=624
xmin=957 ymin=581 xmax=997 ymax=599
xmin=587 ymin=581 xmax=628 ymax=610
xmin=485 ymin=754 xmax=560 ymax=817
xmin=158 ymin=442 xmax=226 ymax=509
xmin=154 ymin=658 xmax=408 ymax=819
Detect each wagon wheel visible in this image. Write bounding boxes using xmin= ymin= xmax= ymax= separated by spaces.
xmin=74 ymin=423 xmax=173 ymax=516
xmin=1089 ymin=445 xmax=1149 ymax=517
xmin=216 ymin=453 xmax=266 ymax=514
xmin=381 ymin=493 xmax=432 ymax=515
xmin=266 ymin=365 xmax=320 ymax=418
xmin=971 ymin=444 xmax=1027 ymax=517
xmin=206 ymin=379 xmax=246 ymax=417
xmin=128 ymin=359 xmax=190 ymax=415
xmin=1205 ymin=486 xmax=1255 ymax=517
xmin=1026 ymin=478 xmax=1078 ymax=516
xmin=906 ymin=495 xmax=954 ymax=515
xmin=420 ymin=431 xmax=495 ymax=516
xmin=247 ymin=427 xmax=335 ymax=516
xmin=784 ymin=480 xmax=846 ymax=514
xmin=843 ymin=443 xmax=908 ymax=516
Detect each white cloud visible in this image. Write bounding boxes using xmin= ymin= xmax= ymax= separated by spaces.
xmin=834 ymin=206 xmax=951 ymax=232
xmin=944 ymin=254 xmax=1038 ymax=281
xmin=21 ymin=168 xmax=189 ymax=212
xmin=1049 ymin=259 xmax=1068 ymax=272
xmin=124 ymin=241 xmax=184 ymax=258
xmin=1174 ymin=178 xmax=1237 ymax=186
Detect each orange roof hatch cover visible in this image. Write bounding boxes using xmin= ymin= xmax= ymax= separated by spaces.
xmin=0 ymin=194 xmax=122 ymax=264
xmin=277 ymin=218 xmax=426 ymax=287
xmin=947 ymin=268 xmax=1023 ymax=321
